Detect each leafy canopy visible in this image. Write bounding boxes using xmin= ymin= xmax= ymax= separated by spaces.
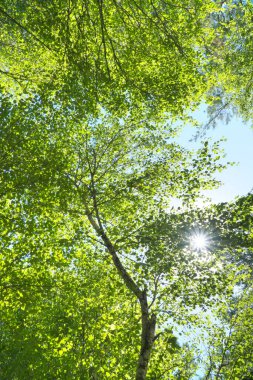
xmin=0 ymin=1 xmax=253 ymax=379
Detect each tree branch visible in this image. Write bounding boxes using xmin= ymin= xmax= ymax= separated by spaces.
xmin=96 ymin=0 xmax=111 ymax=79
xmin=0 ymin=6 xmax=53 ymax=52
xmin=84 ymin=170 xmax=157 ymax=380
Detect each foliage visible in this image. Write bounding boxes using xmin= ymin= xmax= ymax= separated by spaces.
xmin=190 ymin=283 xmax=253 ymax=380
xmin=203 ymin=0 xmax=253 ymax=128
xmin=0 ymin=0 xmax=242 ymax=118
xmin=0 ymin=1 xmax=252 ymax=379
xmin=166 ymin=193 xmax=253 ymax=379
xmin=0 ymin=92 xmax=231 ymax=378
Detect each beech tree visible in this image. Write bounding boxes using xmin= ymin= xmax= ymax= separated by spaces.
xmin=0 ymin=95 xmax=229 ymax=378
xmin=0 ymin=1 xmax=252 ymax=379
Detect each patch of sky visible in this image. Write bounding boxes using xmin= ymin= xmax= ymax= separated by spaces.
xmin=174 ymin=104 xmax=253 ymax=205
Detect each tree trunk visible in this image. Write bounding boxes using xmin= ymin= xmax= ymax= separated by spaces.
xmin=136 ymin=290 xmax=156 ymax=380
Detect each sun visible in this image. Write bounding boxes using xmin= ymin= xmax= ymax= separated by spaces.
xmin=190 ymin=232 xmax=208 ymax=251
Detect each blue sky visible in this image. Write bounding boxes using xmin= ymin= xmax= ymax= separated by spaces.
xmin=177 ymin=110 xmax=253 ymax=204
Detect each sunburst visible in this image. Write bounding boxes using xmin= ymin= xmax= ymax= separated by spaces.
xmin=190 ymin=232 xmax=209 ymax=252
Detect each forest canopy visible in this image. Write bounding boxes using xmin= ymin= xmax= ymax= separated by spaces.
xmin=0 ymin=1 xmax=253 ymax=379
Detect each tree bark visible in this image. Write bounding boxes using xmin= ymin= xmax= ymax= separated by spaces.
xmin=136 ymin=290 xmax=156 ymax=380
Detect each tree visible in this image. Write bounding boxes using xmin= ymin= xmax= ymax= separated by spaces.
xmin=0 ymin=93 xmax=232 ymax=379
xmin=0 ymin=1 xmax=252 ymax=379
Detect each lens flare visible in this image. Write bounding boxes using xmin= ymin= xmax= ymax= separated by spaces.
xmin=190 ymin=233 xmax=208 ymax=251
